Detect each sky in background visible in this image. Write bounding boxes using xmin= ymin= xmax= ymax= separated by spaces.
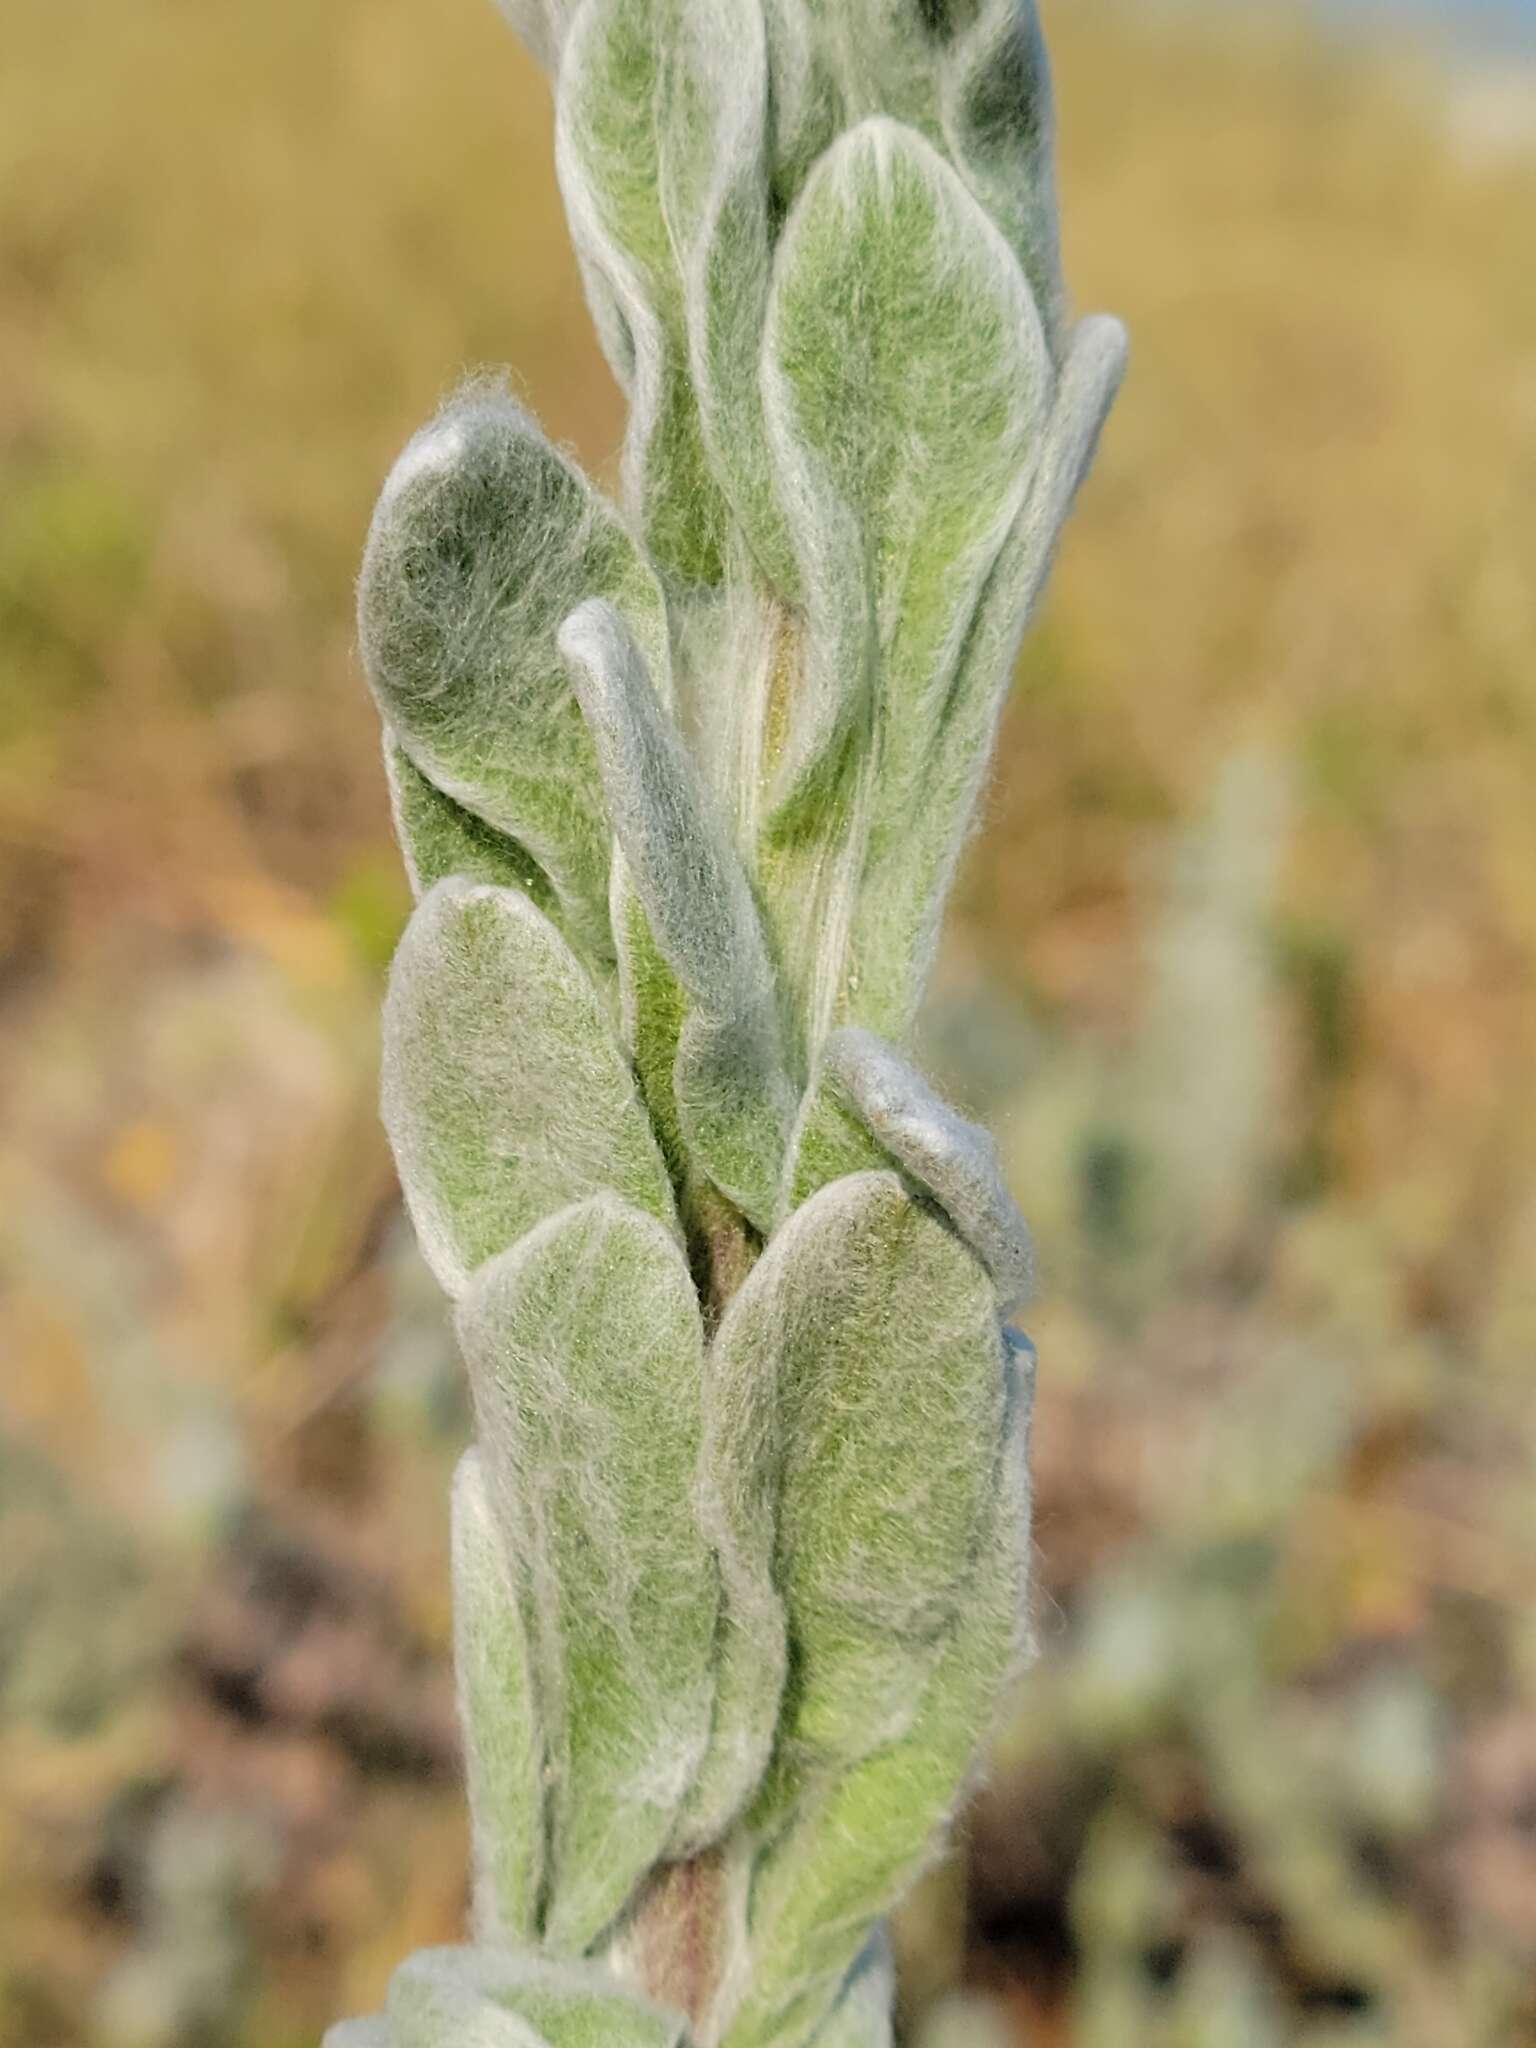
xmin=1315 ymin=0 xmax=1536 ymax=44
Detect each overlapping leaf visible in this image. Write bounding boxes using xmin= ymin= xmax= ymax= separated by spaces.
xmin=841 ymin=312 xmax=1126 ymax=1033
xmin=356 ymin=1947 xmax=690 ymax=2048
xmin=359 ymin=385 xmax=668 ymax=965
xmin=760 ymin=118 xmax=1051 ymax=1033
xmin=453 ymin=1451 xmax=547 ymax=1946
xmin=707 ymin=1171 xmax=1006 ymax=1770
xmin=457 ymin=1197 xmax=717 ymax=1951
xmin=385 ymin=737 xmax=560 ymax=914
xmin=382 ymin=878 xmax=678 ymax=1297
xmin=557 ymin=0 xmax=790 ymax=586
xmin=722 ymin=1363 xmax=1030 ymax=2048
xmin=562 ymin=599 xmax=797 ymax=1228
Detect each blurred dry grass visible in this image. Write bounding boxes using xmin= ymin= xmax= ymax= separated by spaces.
xmin=1 ymin=1 xmax=1534 ymax=2044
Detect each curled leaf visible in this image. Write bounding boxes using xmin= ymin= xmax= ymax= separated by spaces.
xmin=562 ymin=599 xmax=797 ymax=1228
xmin=942 ymin=0 xmax=1062 ymax=347
xmin=822 ymin=1027 xmax=1034 ymax=1314
xmin=556 ymin=0 xmax=781 ymax=584
xmin=385 ymin=736 xmax=558 ymax=914
xmin=359 ymin=384 xmax=668 ymax=964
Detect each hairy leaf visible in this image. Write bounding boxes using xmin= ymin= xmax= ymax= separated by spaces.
xmin=385 ymin=736 xmax=559 ymax=913
xmin=457 ymin=1197 xmax=718 ymax=1951
xmin=843 ymin=312 xmax=1126 ymax=1034
xmin=557 ymin=0 xmax=772 ymax=584
xmin=724 ymin=1354 xmax=1031 ymax=2048
xmin=760 ymin=119 xmax=1051 ymax=1035
xmin=822 ymin=1028 xmax=1034 ymax=1312
xmin=563 ymin=599 xmax=797 ymax=1228
xmin=359 ymin=384 xmax=668 ymax=964
xmin=322 ymin=2024 xmax=393 ymax=2048
xmin=382 ymin=878 xmax=677 ymax=1297
xmin=803 ymin=1939 xmax=895 ymax=2048
xmin=942 ymin=1 xmax=1062 ymax=345
xmin=386 ymin=1948 xmax=688 ymax=2048
xmin=709 ymin=1171 xmax=1006 ymax=1770
xmin=452 ymin=1450 xmax=547 ymax=1945
xmin=491 ymin=0 xmax=584 ymax=72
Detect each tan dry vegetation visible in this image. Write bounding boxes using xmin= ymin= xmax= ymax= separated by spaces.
xmin=1 ymin=2 xmax=1533 ymax=2043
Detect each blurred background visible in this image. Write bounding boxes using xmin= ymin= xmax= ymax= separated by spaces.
xmin=2 ymin=0 xmax=1534 ymax=2042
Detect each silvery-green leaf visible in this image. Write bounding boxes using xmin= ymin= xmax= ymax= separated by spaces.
xmin=358 ymin=385 xmax=668 ymax=965
xmin=709 ymin=1171 xmax=1006 ymax=1773
xmin=385 ymin=737 xmax=559 ymax=915
xmin=724 ymin=1358 xmax=1031 ymax=2048
xmin=506 ymin=1959 xmax=690 ymax=2048
xmin=804 ymin=1938 xmax=895 ymax=2048
xmin=761 ymin=0 xmax=941 ymax=211
xmin=653 ymin=0 xmax=795 ymax=587
xmin=760 ymin=120 xmax=1051 ymax=1033
xmin=388 ymin=1948 xmax=545 ymax=2048
xmin=323 ymin=2023 xmax=392 ymax=2048
xmin=457 ymin=1196 xmax=717 ymax=1951
xmin=674 ymin=1007 xmax=797 ymax=1233
xmin=778 ymin=1080 xmax=887 ymax=1218
xmin=672 ymin=1194 xmax=800 ymax=1847
xmin=382 ymin=878 xmax=678 ymax=1297
xmin=491 ymin=0 xmax=583 ymax=72
xmin=389 ymin=1950 xmax=688 ymax=2048
xmin=822 ymin=1028 xmax=1034 ymax=1313
xmin=941 ymin=1 xmax=1062 ymax=347
xmin=612 ymin=852 xmax=689 ymax=1181
xmin=760 ymin=0 xmax=840 ymax=208
xmin=552 ymin=0 xmax=793 ymax=589
xmin=562 ymin=599 xmax=797 ymax=1228
xmin=842 ymin=312 xmax=1125 ymax=1035
xmin=452 ymin=1451 xmax=546 ymax=1945
xmin=561 ymin=0 xmax=733 ymax=585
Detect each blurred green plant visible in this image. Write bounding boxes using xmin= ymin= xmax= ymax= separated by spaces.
xmin=332 ymin=3 xmax=1122 ymax=2044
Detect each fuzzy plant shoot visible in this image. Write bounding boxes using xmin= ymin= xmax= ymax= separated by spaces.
xmin=331 ymin=2 xmax=1123 ymax=2044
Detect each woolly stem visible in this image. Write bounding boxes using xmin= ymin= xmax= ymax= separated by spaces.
xmin=686 ymin=1177 xmax=761 ymax=1333
xmin=620 ymin=1850 xmax=731 ymax=2035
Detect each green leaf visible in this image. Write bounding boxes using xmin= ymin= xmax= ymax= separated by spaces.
xmin=723 ymin=1353 xmax=1031 ymax=2048
xmin=359 ymin=384 xmax=669 ymax=966
xmin=557 ymin=0 xmax=774 ymax=586
xmin=384 ymin=736 xmax=559 ymax=915
xmin=760 ymin=0 xmax=942 ymax=213
xmin=709 ymin=1171 xmax=1007 ymax=1773
xmin=803 ymin=1940 xmax=895 ymax=2048
xmin=491 ymin=0 xmax=583 ymax=72
xmin=452 ymin=1450 xmax=547 ymax=1945
xmin=612 ymin=852 xmax=690 ymax=1182
xmin=386 ymin=1949 xmax=688 ymax=2048
xmin=382 ymin=878 xmax=678 ymax=1297
xmin=820 ymin=1028 xmax=1034 ymax=1312
xmin=562 ymin=600 xmax=797 ymax=1229
xmin=322 ymin=2023 xmax=393 ymax=2048
xmin=457 ymin=1196 xmax=718 ymax=1951
xmin=941 ymin=1 xmax=1062 ymax=347
xmin=760 ymin=119 xmax=1051 ymax=1035
xmin=842 ymin=312 xmax=1125 ymax=1036
xmin=780 ymin=1081 xmax=888 ymax=1218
